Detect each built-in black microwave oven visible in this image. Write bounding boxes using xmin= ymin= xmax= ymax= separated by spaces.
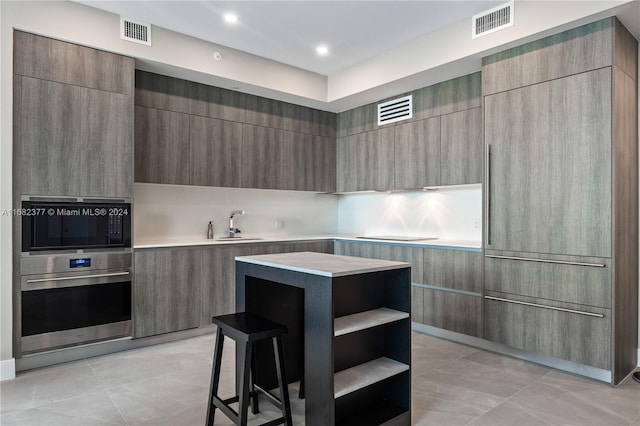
xmin=22 ymin=199 xmax=131 ymax=252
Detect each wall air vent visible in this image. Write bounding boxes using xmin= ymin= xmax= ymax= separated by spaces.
xmin=120 ymin=16 xmax=151 ymax=46
xmin=472 ymin=1 xmax=514 ymax=39
xmin=378 ymin=95 xmax=413 ymax=126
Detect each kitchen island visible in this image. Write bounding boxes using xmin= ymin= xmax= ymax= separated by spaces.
xmin=235 ymin=251 xmax=411 ymax=426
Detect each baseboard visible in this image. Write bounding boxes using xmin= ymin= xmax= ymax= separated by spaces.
xmin=0 ymin=358 xmax=16 ymax=381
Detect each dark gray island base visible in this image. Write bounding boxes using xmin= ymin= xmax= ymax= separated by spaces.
xmin=235 ymin=252 xmax=411 ymax=426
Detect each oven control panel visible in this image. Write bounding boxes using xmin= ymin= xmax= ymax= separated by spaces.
xmin=21 ymin=252 xmax=132 ymax=276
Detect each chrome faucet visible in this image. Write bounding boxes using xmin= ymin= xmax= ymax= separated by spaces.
xmin=229 ymin=210 xmax=245 ymax=238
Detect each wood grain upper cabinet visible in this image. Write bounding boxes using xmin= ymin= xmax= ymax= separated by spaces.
xmin=135 ymin=106 xmax=190 ymax=185
xmin=14 ymin=31 xmax=133 ymax=95
xmin=84 ymin=88 xmax=132 ymax=197
xmin=440 ymin=107 xmax=483 ymax=185
xmin=133 ymin=248 xmax=202 ymax=338
xmin=190 ymin=115 xmax=243 ymax=187
xmin=241 ymin=124 xmax=285 ymax=189
xmin=336 ymin=127 xmax=394 ymax=192
xmin=485 ymin=68 xmax=612 ymax=257
xmin=394 ymin=117 xmax=440 ymax=189
xmin=16 ymin=77 xmax=132 ymax=197
xmin=13 ymin=31 xmax=134 ymax=198
xmin=16 ymin=77 xmax=84 ymax=196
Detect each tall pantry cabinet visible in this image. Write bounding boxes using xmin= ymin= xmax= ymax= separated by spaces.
xmin=482 ymin=18 xmax=638 ymax=385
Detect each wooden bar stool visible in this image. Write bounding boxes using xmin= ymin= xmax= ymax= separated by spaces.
xmin=206 ymin=312 xmax=293 ymax=426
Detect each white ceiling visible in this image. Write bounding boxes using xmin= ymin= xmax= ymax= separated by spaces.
xmin=75 ymin=1 xmax=503 ymax=76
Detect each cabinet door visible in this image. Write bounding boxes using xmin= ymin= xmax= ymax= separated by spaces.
xmin=484 ymin=291 xmax=611 ymax=369
xmin=364 ymin=127 xmax=395 ymax=191
xmin=485 ymin=68 xmax=612 ymax=256
xmin=336 ymin=134 xmax=360 ymax=192
xmin=421 ymin=287 xmax=483 ymax=337
xmin=394 ymin=117 xmax=440 ymax=188
xmin=134 ymin=106 xmax=190 ymax=185
xmin=83 ymin=89 xmax=132 ymax=197
xmin=190 ymin=116 xmax=242 ymax=187
xmin=16 ymin=77 xmax=83 ymax=195
xmin=336 ymin=128 xmax=394 ymax=192
xmin=241 ymin=124 xmax=285 ymax=189
xmin=14 ymin=31 xmax=133 ymax=95
xmin=134 ymin=248 xmax=201 ymax=337
xmin=288 ymin=132 xmax=336 ymax=192
xmin=440 ymin=107 xmax=483 ymax=185
xmin=200 ymin=246 xmax=247 ymax=326
xmin=423 ymin=249 xmax=483 ymax=294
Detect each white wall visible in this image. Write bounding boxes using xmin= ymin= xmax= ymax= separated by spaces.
xmin=337 ymin=185 xmax=482 ymax=241
xmin=134 ymin=184 xmax=337 ymax=242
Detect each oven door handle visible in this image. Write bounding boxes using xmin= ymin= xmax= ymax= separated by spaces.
xmin=23 ymin=271 xmax=130 ymax=291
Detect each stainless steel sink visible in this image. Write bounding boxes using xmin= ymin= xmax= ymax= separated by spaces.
xmin=215 ymin=237 xmax=263 ymax=241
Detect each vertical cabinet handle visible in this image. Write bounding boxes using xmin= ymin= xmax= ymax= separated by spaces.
xmin=485 ymin=144 xmax=491 ymax=245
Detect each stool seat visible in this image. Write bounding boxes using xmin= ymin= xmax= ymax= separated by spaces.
xmin=212 ymin=312 xmax=288 ymax=343
xmin=207 ymin=312 xmax=293 ymax=426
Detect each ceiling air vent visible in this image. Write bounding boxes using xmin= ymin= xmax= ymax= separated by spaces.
xmin=120 ymin=16 xmax=151 ymax=46
xmin=378 ymin=95 xmax=412 ymax=126
xmin=472 ymin=1 xmax=514 ymax=39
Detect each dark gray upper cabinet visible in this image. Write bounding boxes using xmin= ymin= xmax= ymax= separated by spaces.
xmin=84 ymin=88 xmax=132 ymax=197
xmin=241 ymin=124 xmax=285 ymax=189
xmin=336 ymin=128 xmax=394 ymax=192
xmin=440 ymin=107 xmax=483 ymax=185
xmin=134 ymin=106 xmax=191 ymax=185
xmin=482 ymin=19 xmax=614 ymax=96
xmin=336 ymin=103 xmax=377 ymax=138
xmin=16 ymin=77 xmax=84 ymax=196
xmin=134 ymin=71 xmax=336 ymax=192
xmin=133 ymin=248 xmax=201 ymax=338
xmin=16 ymin=77 xmax=132 ymax=197
xmin=135 ymin=70 xmax=190 ymax=113
xmin=335 ymin=72 xmax=482 ymax=190
xmin=13 ymin=32 xmax=134 ymax=198
xmin=190 ymin=115 xmax=243 ymax=188
xmin=485 ymin=68 xmax=612 ymax=257
xmin=187 ymin=80 xmax=246 ymax=122
xmin=394 ymin=117 xmax=440 ymax=189
xmin=412 ymin=72 xmax=481 ymax=121
xmin=14 ymin=30 xmax=133 ymax=95
xmin=286 ymin=131 xmax=336 ymax=192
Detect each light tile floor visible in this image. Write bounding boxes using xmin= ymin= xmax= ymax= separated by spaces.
xmin=1 ymin=332 xmax=639 ymax=425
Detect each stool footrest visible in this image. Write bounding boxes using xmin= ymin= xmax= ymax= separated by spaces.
xmin=213 ymin=396 xmax=240 ymax=424
xmin=254 ymin=384 xmax=285 ymax=410
xmin=261 ymin=418 xmax=286 ymax=426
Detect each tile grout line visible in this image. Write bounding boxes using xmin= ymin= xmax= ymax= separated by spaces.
xmin=462 ymin=366 xmax=557 ymax=425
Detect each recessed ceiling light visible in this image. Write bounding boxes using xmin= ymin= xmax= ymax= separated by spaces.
xmin=316 ymin=45 xmax=329 ymax=56
xmin=224 ymin=13 xmax=238 ymax=24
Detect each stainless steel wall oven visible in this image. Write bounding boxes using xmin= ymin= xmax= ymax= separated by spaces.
xmin=20 ymin=197 xmax=133 ymax=354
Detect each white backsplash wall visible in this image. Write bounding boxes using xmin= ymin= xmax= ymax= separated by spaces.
xmin=337 ymin=185 xmax=482 ymax=241
xmin=134 ymin=183 xmax=338 ymax=241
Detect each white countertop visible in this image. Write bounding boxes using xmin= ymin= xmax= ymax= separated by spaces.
xmin=133 ymin=234 xmax=482 ymax=251
xmin=236 ymin=251 xmax=411 ymax=277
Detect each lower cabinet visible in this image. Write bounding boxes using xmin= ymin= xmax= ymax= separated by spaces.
xmin=133 ymin=248 xmax=202 ymax=338
xmin=484 ymin=291 xmax=611 ymax=369
xmin=414 ymin=286 xmax=483 ymax=337
xmin=134 ymin=241 xmax=333 ymax=338
xmin=334 ymin=241 xmax=483 ymax=338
